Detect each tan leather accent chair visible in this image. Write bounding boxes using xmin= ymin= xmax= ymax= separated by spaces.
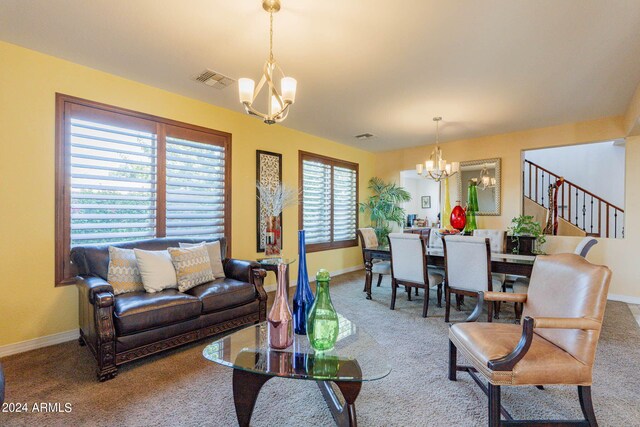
xmin=448 ymin=253 xmax=612 ymax=426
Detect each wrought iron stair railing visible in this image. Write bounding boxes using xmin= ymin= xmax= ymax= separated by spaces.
xmin=522 ymin=160 xmax=624 ymax=238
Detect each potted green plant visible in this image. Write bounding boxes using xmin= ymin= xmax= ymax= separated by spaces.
xmin=359 ymin=177 xmax=411 ymax=245
xmin=507 ymin=215 xmax=546 ymax=255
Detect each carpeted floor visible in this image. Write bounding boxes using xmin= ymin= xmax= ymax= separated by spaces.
xmin=1 ymin=271 xmax=639 ymax=426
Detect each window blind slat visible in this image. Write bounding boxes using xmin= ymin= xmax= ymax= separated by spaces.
xmin=69 ymin=117 xmax=158 ymax=246
xmin=165 ymin=136 xmax=226 ymax=240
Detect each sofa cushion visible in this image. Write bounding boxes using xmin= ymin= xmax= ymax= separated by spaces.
xmin=107 ymin=247 xmax=144 ymax=295
xmin=114 ymin=290 xmax=202 ymax=335
xmin=168 ymin=246 xmax=215 ymax=292
xmin=185 ymin=278 xmax=257 ymax=313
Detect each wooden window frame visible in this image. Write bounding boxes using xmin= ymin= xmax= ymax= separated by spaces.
xmin=298 ymin=150 xmax=359 ymax=253
xmin=55 ymin=94 xmax=232 ymax=285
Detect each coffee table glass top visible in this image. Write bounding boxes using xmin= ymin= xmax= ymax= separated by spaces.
xmin=203 ymin=314 xmax=391 ymax=382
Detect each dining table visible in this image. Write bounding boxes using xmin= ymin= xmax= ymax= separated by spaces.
xmin=362 ymin=245 xmax=536 ymax=300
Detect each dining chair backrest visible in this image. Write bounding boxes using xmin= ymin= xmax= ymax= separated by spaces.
xmin=574 ymin=237 xmax=598 ymax=258
xmin=472 ymin=229 xmax=506 ymax=253
xmin=357 ymin=228 xmax=378 ymax=249
xmin=388 ymin=233 xmax=427 ymax=284
xmin=428 ymin=229 xmax=443 ymax=249
xmin=442 ymin=235 xmax=492 ymax=292
xmin=523 ymin=254 xmax=611 ymax=366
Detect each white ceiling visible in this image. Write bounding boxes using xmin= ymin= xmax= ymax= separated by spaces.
xmin=2 ymin=0 xmax=640 ymax=152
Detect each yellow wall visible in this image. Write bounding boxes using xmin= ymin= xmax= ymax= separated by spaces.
xmin=0 ymin=41 xmax=376 ymax=347
xmin=375 ymin=117 xmax=640 ymax=300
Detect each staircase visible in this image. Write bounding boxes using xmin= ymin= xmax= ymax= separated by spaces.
xmin=523 ymin=160 xmax=624 ymax=238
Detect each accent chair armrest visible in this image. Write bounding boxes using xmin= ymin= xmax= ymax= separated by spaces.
xmin=484 ymin=291 xmax=528 ymax=303
xmin=487 ymin=315 xmax=601 ymax=372
xmin=488 ymin=316 xmax=535 ymax=371
xmin=532 ymin=317 xmax=601 ymax=330
xmin=76 ymin=276 xmax=114 ymax=304
xmin=463 ymin=291 xmax=528 ymax=323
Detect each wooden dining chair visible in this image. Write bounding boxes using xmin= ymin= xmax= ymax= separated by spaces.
xmin=357 ymin=228 xmax=391 ymax=290
xmin=448 ymin=253 xmax=612 ymax=426
xmin=388 ymin=233 xmax=444 ymax=317
xmin=442 ymin=235 xmax=502 ymax=322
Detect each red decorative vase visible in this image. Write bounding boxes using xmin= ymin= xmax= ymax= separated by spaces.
xmin=450 ymin=201 xmax=467 ymax=231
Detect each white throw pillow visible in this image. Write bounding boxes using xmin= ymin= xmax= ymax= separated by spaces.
xmin=179 ymin=241 xmax=226 ymax=279
xmin=133 ymin=249 xmax=178 ymax=293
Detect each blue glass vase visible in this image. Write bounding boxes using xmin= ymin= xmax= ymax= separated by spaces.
xmin=293 ymin=230 xmax=314 ymax=335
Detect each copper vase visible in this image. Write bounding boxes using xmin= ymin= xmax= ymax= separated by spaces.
xmin=268 ymin=263 xmax=293 ymax=349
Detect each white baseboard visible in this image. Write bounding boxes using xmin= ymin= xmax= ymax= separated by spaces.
xmin=0 ymin=329 xmax=79 ymax=359
xmin=608 ymin=293 xmax=640 ymax=305
xmin=264 ymin=265 xmax=364 ymax=293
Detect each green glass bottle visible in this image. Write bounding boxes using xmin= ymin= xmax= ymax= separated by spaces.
xmin=306 ymin=269 xmax=339 ymax=352
xmin=464 ymin=180 xmax=479 ymax=234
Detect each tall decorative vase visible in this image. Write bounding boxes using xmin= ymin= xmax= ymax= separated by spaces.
xmin=442 ymin=178 xmax=452 ymax=229
xmin=293 ymin=230 xmax=314 ymax=335
xmin=268 ymin=262 xmax=293 ymax=349
xmin=463 ymin=180 xmax=479 ymax=234
xmin=307 ymin=269 xmax=339 ymax=352
xmin=265 ymin=215 xmax=282 ymax=257
xmin=450 ymin=201 xmax=466 ymax=231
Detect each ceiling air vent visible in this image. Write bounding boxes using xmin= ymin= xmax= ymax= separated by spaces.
xmin=191 ymin=69 xmax=235 ymax=89
xmin=355 ymin=133 xmax=375 ymax=140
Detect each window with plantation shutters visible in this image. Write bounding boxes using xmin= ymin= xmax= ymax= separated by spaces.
xmin=299 ymin=151 xmax=359 ymax=252
xmin=56 ymin=95 xmax=231 ymax=284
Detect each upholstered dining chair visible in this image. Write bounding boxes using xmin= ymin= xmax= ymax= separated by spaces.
xmin=472 ymin=229 xmax=507 ymax=288
xmin=388 ymin=233 xmax=444 ymax=317
xmin=448 ymin=253 xmax=612 ymax=427
xmin=357 ymin=228 xmax=391 ymax=290
xmin=442 ymin=235 xmax=502 ymax=322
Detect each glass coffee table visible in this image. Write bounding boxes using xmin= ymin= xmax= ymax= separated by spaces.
xmin=203 ymin=314 xmax=390 ymax=427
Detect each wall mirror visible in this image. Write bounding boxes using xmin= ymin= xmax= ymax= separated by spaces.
xmin=457 ymin=158 xmax=501 ymax=216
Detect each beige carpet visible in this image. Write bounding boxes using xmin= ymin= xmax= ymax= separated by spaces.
xmin=1 ymin=271 xmax=639 ymax=426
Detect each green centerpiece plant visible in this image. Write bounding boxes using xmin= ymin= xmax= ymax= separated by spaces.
xmin=359 ymin=177 xmax=411 ymax=245
xmin=508 ymin=215 xmax=546 ymax=254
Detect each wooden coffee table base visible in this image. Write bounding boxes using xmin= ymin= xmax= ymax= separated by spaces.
xmin=232 ymin=368 xmax=362 ymax=427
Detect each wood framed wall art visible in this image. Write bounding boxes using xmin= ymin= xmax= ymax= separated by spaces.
xmin=256 ymin=150 xmax=283 ymax=252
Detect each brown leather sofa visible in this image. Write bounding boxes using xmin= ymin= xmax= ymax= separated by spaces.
xmin=71 ymin=237 xmax=267 ymax=381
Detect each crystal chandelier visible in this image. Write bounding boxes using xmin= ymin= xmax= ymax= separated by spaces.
xmin=238 ymin=0 xmax=297 ymax=125
xmin=478 ymin=164 xmax=496 ymax=190
xmin=416 ymin=117 xmax=459 ymax=182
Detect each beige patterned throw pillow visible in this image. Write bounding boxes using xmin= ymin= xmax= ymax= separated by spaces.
xmin=179 ymin=241 xmax=226 ymax=279
xmin=107 ymin=247 xmax=144 ymax=295
xmin=168 ymin=245 xmax=215 ymax=292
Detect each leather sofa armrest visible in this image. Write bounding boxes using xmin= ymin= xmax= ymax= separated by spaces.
xmin=532 ymin=317 xmax=600 ymax=330
xmin=76 ymin=275 xmax=114 ymax=304
xmin=223 ymin=259 xmax=262 ymax=283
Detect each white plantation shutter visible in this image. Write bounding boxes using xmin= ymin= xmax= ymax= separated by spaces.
xmin=300 ymin=152 xmax=358 ymax=251
xmin=302 ymin=159 xmax=332 ymax=244
xmin=57 ymin=96 xmax=231 ymax=283
xmin=165 ymin=135 xmax=226 ymax=239
xmin=333 ymin=166 xmax=357 ymax=241
xmin=69 ymin=117 xmax=158 ymax=246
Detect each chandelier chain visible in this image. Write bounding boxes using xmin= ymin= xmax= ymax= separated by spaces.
xmin=269 ymin=11 xmax=274 ymax=62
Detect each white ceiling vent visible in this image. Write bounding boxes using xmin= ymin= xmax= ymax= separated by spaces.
xmin=191 ymin=69 xmax=235 ymax=89
xmin=355 ymin=133 xmax=375 ymax=140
